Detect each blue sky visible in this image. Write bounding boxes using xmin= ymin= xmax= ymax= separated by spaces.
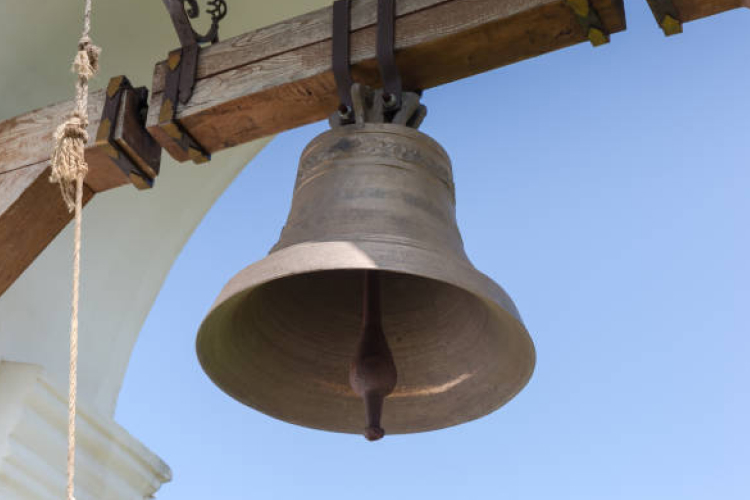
xmin=117 ymin=3 xmax=750 ymax=499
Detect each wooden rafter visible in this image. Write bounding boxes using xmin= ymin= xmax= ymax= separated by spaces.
xmin=146 ymin=0 xmax=627 ymax=158
xmin=0 ymin=94 xmax=105 ymax=177
xmin=671 ymin=0 xmax=749 ymax=23
xmin=0 ymin=163 xmax=95 ymax=296
xmin=646 ymin=0 xmax=749 ymax=35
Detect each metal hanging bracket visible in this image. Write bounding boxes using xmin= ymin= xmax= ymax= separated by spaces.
xmin=564 ymin=0 xmax=610 ymax=47
xmin=155 ymin=0 xmax=227 ymax=163
xmin=330 ymin=0 xmax=425 ymax=129
xmin=646 ymin=0 xmax=683 ymax=36
xmin=330 ymin=83 xmax=426 ymax=129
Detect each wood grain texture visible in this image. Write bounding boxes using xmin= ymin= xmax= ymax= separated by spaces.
xmin=147 ymin=0 xmax=626 ymax=157
xmin=151 ymin=0 xmax=449 ymax=92
xmin=0 ymin=164 xmax=94 ymax=296
xmin=0 ymin=91 xmax=105 ymax=176
xmin=670 ymin=0 xmax=749 ymax=22
xmin=0 ymin=85 xmax=160 ymax=190
xmin=0 ymin=93 xmax=101 ymax=299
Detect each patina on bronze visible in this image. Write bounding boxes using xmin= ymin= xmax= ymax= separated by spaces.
xmin=195 ymin=116 xmax=536 ymax=438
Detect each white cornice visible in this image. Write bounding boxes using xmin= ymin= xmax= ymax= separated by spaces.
xmin=0 ymin=361 xmax=171 ymax=500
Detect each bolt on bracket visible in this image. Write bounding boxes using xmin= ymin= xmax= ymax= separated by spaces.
xmin=564 ymin=0 xmax=610 ymax=47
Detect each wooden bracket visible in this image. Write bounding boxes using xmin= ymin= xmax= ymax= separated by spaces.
xmin=646 ymin=0 xmax=683 ymax=36
xmin=85 ymin=76 xmax=162 ymax=192
xmin=148 ymin=46 xmax=211 ymax=164
xmin=564 ymin=0 xmax=610 ymax=47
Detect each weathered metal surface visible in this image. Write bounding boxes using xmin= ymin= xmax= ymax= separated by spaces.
xmin=196 ymin=123 xmax=535 ymax=435
xmin=329 ymin=83 xmax=426 ymax=129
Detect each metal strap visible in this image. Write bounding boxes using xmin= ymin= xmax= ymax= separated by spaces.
xmin=332 ymin=0 xmax=354 ymax=114
xmin=377 ymin=0 xmax=402 ymax=110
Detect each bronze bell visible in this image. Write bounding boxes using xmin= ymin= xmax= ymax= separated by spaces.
xmin=196 ymin=118 xmax=536 ymax=438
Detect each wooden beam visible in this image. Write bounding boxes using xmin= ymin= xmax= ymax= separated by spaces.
xmin=0 ymin=80 xmax=160 ymax=186
xmin=147 ymin=0 xmax=627 ymax=159
xmin=672 ymin=0 xmax=748 ymax=22
xmin=0 ymin=93 xmax=105 ymax=176
xmin=0 ymin=80 xmax=160 ymax=297
xmin=0 ymin=163 xmax=94 ymax=296
xmin=646 ymin=0 xmax=749 ymax=35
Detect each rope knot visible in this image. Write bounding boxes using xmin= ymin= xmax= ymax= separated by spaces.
xmin=59 ymin=112 xmax=90 ymax=140
xmin=50 ymin=112 xmax=90 ymax=211
xmin=72 ymin=36 xmax=101 ymax=80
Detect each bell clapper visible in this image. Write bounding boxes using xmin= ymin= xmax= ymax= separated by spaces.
xmin=349 ymin=270 xmax=398 ymax=441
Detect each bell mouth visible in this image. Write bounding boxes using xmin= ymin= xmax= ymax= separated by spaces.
xmin=196 ymin=241 xmax=535 ymax=435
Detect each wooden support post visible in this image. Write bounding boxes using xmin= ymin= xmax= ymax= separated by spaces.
xmin=646 ymin=0 xmax=749 ymax=35
xmin=147 ymin=0 xmax=627 ymax=160
xmin=0 ymin=79 xmax=160 ymax=296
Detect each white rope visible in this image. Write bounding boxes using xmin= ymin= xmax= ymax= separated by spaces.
xmin=49 ymin=1 xmax=100 ymax=498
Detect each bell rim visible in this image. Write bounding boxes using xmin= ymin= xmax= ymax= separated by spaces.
xmin=196 ymin=240 xmax=536 ymax=435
